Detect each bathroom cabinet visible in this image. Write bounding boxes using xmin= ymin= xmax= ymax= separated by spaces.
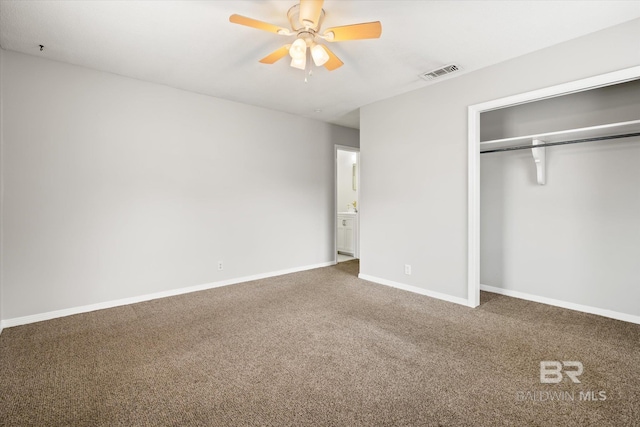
xmin=337 ymin=212 xmax=357 ymax=256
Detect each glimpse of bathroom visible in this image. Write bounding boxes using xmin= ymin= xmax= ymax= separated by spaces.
xmin=336 ymin=149 xmax=359 ymax=263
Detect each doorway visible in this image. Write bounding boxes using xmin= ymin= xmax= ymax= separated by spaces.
xmin=335 ymin=145 xmax=360 ymax=264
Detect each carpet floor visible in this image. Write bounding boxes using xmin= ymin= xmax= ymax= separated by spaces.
xmin=1 ymin=260 xmax=638 ymax=426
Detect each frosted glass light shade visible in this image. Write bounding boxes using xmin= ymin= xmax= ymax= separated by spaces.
xmin=311 ymin=44 xmax=330 ymax=66
xmin=289 ymin=38 xmax=307 ymax=60
xmin=290 ymin=55 xmax=306 ymax=70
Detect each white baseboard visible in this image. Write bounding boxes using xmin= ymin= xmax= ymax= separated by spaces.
xmin=0 ymin=261 xmax=334 ymax=330
xmin=480 ymin=284 xmax=640 ymax=325
xmin=358 ymin=274 xmax=470 ymax=307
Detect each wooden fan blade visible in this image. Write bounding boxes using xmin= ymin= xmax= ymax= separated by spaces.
xmin=324 ymin=21 xmax=382 ymax=41
xmin=322 ymin=46 xmax=343 ymax=71
xmin=299 ymin=0 xmax=324 ymax=28
xmin=229 ymin=14 xmax=290 ymax=35
xmin=259 ymin=45 xmax=291 ymax=64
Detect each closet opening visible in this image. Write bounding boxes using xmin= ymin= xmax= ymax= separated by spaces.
xmin=467 ymin=66 xmax=640 ymax=324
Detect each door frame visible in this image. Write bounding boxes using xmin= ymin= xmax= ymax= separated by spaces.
xmin=467 ymin=65 xmax=640 ymax=308
xmin=335 ymin=145 xmax=360 ymax=263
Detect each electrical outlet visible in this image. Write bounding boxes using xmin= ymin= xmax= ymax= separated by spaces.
xmin=218 ymin=261 xmax=224 ymax=271
xmin=404 ymin=264 xmax=412 ymax=275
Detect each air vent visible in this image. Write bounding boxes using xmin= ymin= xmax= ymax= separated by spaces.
xmin=419 ymin=64 xmax=461 ymax=81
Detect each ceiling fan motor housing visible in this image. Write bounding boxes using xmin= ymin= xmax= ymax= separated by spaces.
xmin=288 ymin=4 xmax=326 ymax=32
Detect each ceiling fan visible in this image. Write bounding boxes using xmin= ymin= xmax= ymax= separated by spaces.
xmin=229 ymin=0 xmax=382 ymax=72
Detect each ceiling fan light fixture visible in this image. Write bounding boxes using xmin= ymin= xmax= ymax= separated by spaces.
xmin=311 ymin=43 xmax=329 ymax=66
xmin=289 ymin=38 xmax=307 ymax=60
xmin=229 ymin=1 xmax=382 ymax=73
xmin=290 ymin=55 xmax=306 ymax=70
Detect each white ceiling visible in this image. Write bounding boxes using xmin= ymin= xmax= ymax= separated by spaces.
xmin=1 ymin=1 xmax=639 ymax=129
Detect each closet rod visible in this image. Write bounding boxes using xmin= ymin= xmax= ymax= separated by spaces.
xmin=480 ymin=132 xmax=640 ymax=154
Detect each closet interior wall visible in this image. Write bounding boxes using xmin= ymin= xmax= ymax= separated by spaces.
xmin=480 ymin=79 xmax=640 ymax=318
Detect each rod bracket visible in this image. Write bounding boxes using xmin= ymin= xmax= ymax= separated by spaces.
xmin=531 ymin=139 xmax=546 ymax=185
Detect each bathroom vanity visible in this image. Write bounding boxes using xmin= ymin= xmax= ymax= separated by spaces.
xmin=337 ymin=212 xmax=358 ymax=257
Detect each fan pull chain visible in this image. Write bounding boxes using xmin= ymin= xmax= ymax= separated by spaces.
xmin=304 ymin=48 xmax=312 ymax=83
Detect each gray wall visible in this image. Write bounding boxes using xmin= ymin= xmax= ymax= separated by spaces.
xmin=481 ymin=79 xmax=640 ymax=141
xmin=481 ymin=135 xmax=639 ymax=316
xmin=360 ymin=19 xmax=640 ymax=304
xmin=1 ymin=50 xmax=359 ymax=320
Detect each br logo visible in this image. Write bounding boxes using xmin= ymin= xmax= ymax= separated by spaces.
xmin=540 ymin=361 xmax=583 ymax=383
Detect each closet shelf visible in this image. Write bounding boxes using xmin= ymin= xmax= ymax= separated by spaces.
xmin=480 ymin=119 xmax=640 ymax=152
xmin=480 ymin=119 xmax=640 ymax=185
